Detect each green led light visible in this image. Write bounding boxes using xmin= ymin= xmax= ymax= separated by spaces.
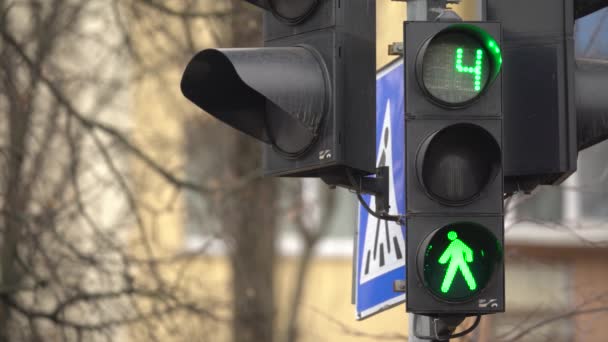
xmin=438 ymin=231 xmax=477 ymax=293
xmin=489 ymin=41 xmax=501 ymax=54
xmin=455 ymin=48 xmax=484 ymax=93
xmin=420 ymin=222 xmax=502 ymax=301
xmin=486 ymin=38 xmax=502 ymax=72
xmin=421 ymin=25 xmax=502 ymax=105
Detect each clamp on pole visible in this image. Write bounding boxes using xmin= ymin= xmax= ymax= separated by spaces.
xmin=321 ymin=166 xmax=404 ymax=224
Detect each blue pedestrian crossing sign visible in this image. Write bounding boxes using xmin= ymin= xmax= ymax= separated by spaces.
xmin=354 ymin=59 xmax=406 ymax=320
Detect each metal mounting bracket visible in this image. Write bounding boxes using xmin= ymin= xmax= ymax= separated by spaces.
xmin=320 ymin=166 xmax=391 ymax=215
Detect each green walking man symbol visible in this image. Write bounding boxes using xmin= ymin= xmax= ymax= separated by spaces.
xmin=438 ymin=231 xmax=477 ymax=294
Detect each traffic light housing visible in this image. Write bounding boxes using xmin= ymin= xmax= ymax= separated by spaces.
xmin=404 ymin=22 xmax=505 ymax=315
xmin=181 ymin=0 xmax=376 ymax=178
xmin=487 ymin=0 xmax=578 ymax=193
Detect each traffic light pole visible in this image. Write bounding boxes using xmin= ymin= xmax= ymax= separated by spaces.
xmin=409 ymin=315 xmax=468 ymax=342
xmin=405 ymin=0 xmax=461 ymax=21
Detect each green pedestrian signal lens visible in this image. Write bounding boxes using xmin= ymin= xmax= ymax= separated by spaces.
xmin=416 ymin=24 xmax=502 ymax=107
xmin=418 ymin=222 xmax=502 ymax=302
xmin=438 ymin=231 xmax=477 ymax=293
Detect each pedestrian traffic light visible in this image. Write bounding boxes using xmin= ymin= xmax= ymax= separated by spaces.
xmin=404 ymin=22 xmax=505 ymax=315
xmin=181 ymin=0 xmax=376 ymax=178
xmin=418 ymin=223 xmax=501 ymax=302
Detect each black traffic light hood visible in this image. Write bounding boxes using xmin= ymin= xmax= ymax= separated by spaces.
xmin=181 ymin=46 xmax=329 ymax=155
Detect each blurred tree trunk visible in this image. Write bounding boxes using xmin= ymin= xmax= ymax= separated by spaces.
xmin=225 ymin=135 xmax=277 ymax=342
xmin=0 ymin=8 xmax=28 ymax=337
xmin=226 ymin=2 xmax=277 ymax=342
xmin=0 ymin=70 xmax=29 ymax=342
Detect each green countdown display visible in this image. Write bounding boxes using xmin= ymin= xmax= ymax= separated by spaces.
xmin=419 ymin=222 xmax=501 ymax=302
xmin=455 ymin=47 xmax=484 ymax=92
xmin=418 ymin=25 xmax=502 ymax=106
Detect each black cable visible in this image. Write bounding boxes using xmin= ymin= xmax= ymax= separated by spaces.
xmin=413 ymin=315 xmax=482 ymax=341
xmin=448 ymin=316 xmax=481 ymax=339
xmin=345 ymin=168 xmax=405 ymax=225
xmin=267 ymin=0 xmax=320 ymax=25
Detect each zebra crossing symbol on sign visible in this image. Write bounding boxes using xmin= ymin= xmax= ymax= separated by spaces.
xmin=359 ymin=101 xmax=406 ymax=285
xmin=355 ymin=59 xmax=406 ymax=320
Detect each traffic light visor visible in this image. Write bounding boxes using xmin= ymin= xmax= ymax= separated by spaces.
xmin=181 ymin=47 xmax=329 ymax=155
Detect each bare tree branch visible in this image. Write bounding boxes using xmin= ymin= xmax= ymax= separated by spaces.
xmin=135 ymin=0 xmax=232 ymax=19
xmin=311 ymin=307 xmax=408 ymax=341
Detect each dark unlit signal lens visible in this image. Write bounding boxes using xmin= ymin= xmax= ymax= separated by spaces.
xmin=418 ymin=124 xmax=500 ymax=205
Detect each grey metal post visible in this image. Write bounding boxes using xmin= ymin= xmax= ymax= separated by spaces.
xmin=407 ymin=0 xmax=428 ymax=20
xmin=409 ymin=315 xmax=464 ymax=341
xmin=409 ymin=314 xmax=434 ymax=342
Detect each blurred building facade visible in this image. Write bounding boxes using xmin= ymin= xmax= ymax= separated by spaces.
xmin=499 ymin=8 xmax=608 ymax=342
xmin=132 ymin=2 xmax=608 ymax=342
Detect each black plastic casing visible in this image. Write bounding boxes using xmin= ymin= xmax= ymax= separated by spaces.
xmin=487 ymin=0 xmax=577 ymax=192
xmin=263 ymin=0 xmax=376 ymax=177
xmin=404 ymin=21 xmax=505 ymax=315
xmin=407 ymin=216 xmax=505 ymax=315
